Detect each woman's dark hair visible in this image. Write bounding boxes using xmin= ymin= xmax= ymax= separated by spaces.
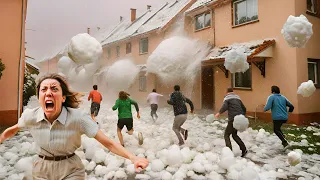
xmin=93 ymin=85 xmax=98 ymax=90
xmin=36 ymin=73 xmax=82 ymax=108
xmin=119 ymin=91 xmax=130 ymax=100
xmin=152 ymin=89 xmax=156 ymax=92
xmin=271 ymin=86 xmax=280 ymax=94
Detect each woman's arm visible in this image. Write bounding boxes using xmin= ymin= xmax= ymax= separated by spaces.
xmin=94 ymin=130 xmax=148 ymax=171
xmin=0 ymin=124 xmax=20 ymax=144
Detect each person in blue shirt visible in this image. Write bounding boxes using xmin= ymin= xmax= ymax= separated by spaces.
xmin=264 ymin=86 xmax=294 ymax=149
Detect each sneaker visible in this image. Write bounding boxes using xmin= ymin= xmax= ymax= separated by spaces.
xmin=184 ymin=130 xmax=188 ymax=140
xmin=283 ymin=143 xmax=291 ymax=151
xmin=241 ymin=150 xmax=248 ymax=157
xmin=138 ymin=132 xmax=144 ymax=145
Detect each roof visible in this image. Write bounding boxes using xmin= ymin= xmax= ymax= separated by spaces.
xmin=205 ymin=39 xmax=276 ymax=61
xmin=40 ymin=0 xmax=193 ymax=62
xmin=101 ymin=0 xmax=192 ymax=46
xmin=39 ymin=25 xmax=118 ymax=63
xmin=186 ymin=0 xmax=217 ymax=13
xmin=25 ymin=58 xmax=40 ymax=70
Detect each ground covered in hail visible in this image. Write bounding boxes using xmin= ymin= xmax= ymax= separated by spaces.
xmin=0 ymin=100 xmax=320 ymax=180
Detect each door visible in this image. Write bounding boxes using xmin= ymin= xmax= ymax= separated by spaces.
xmin=201 ymin=67 xmax=214 ymax=109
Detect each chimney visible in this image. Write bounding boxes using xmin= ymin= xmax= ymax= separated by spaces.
xmin=87 ymin=28 xmax=90 ymax=34
xmin=120 ymin=16 xmax=123 ymax=22
xmin=130 ymin=8 xmax=136 ymax=22
xmin=147 ymin=5 xmax=151 ymax=10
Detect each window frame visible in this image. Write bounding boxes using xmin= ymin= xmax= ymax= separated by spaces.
xmin=232 ymin=64 xmax=252 ymax=90
xmin=233 ymin=0 xmax=259 ymax=26
xmin=139 ymin=75 xmax=147 ymax=91
xmin=126 ymin=42 xmax=132 ymax=54
xmin=107 ymin=48 xmax=111 ymax=59
xmin=139 ymin=38 xmax=149 ymax=54
xmin=194 ymin=11 xmax=212 ymax=31
xmin=307 ymin=0 xmax=317 ymax=14
xmin=308 ymin=58 xmax=320 ymax=88
xmin=116 ymin=46 xmax=120 ymax=57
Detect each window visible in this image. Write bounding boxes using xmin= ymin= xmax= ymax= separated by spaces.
xmin=195 ymin=12 xmax=211 ymax=30
xmin=233 ymin=0 xmax=258 ymax=26
xmin=139 ymin=38 xmax=148 ymax=54
xmin=107 ymin=48 xmax=111 ymax=58
xmin=308 ymin=59 xmax=319 ymax=87
xmin=126 ymin=42 xmax=132 ymax=54
xmin=307 ymin=0 xmax=318 ymax=14
xmin=233 ymin=66 xmax=252 ymax=89
xmin=116 ymin=46 xmax=120 ymax=57
xmin=139 ymin=75 xmax=147 ymax=91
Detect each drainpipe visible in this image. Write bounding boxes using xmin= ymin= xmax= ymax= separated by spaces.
xmin=18 ymin=0 xmax=26 ymax=118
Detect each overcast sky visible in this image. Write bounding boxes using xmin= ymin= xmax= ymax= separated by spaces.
xmin=25 ymin=0 xmax=168 ymax=61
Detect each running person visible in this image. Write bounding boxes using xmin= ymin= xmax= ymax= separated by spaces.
xmin=88 ymin=85 xmax=102 ymax=121
xmin=167 ymin=85 xmax=194 ymax=146
xmin=147 ymin=89 xmax=163 ymax=121
xmin=112 ymin=91 xmax=143 ymax=147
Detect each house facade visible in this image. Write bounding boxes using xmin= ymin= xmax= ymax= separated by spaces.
xmin=36 ymin=0 xmax=319 ymax=125
xmin=0 ymin=0 xmax=28 ymax=126
xmin=184 ymin=0 xmax=320 ymax=124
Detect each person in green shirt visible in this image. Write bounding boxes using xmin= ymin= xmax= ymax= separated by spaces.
xmin=112 ymin=91 xmax=143 ymax=147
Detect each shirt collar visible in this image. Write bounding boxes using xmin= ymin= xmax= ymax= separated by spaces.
xmin=37 ymin=106 xmax=67 ymax=125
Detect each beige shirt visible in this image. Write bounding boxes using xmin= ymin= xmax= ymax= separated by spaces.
xmin=18 ymin=107 xmax=99 ymax=157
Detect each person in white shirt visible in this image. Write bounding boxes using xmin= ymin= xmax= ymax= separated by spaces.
xmin=147 ymin=89 xmax=163 ymax=121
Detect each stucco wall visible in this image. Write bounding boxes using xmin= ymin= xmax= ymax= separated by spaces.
xmin=0 ymin=0 xmax=26 ymax=125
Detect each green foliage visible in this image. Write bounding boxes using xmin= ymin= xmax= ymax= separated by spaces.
xmin=0 ymin=59 xmax=5 ymax=79
xmin=23 ymin=67 xmax=37 ymax=106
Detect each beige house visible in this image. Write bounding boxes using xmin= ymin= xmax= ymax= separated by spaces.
xmin=38 ymin=0 xmax=197 ymax=105
xmin=0 ymin=0 xmax=28 ymax=126
xmin=184 ymin=0 xmax=320 ymax=125
xmin=37 ymin=0 xmax=319 ymax=125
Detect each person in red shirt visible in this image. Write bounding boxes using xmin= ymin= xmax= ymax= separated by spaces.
xmin=88 ymin=85 xmax=102 ymax=121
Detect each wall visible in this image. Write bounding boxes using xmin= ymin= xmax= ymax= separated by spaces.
xmin=0 ymin=0 xmax=27 ymax=125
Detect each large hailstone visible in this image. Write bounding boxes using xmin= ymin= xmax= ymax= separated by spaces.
xmin=106 ymin=59 xmax=139 ymax=91
xmin=297 ymin=80 xmax=316 ymax=97
xmin=281 ymin=15 xmax=313 ymax=48
xmin=288 ymin=151 xmax=302 ymax=166
xmin=233 ymin=115 xmax=249 ymax=132
xmin=57 ymin=56 xmax=76 ymax=75
xmin=147 ymin=36 xmax=210 ymax=84
xmin=68 ymin=33 xmax=102 ymax=64
xmin=224 ymin=49 xmax=249 ymax=73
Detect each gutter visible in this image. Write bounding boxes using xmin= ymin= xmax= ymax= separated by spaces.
xmin=18 ymin=0 xmax=26 ymax=118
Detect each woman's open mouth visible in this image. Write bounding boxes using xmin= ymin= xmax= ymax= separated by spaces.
xmin=45 ymin=100 xmax=54 ymax=110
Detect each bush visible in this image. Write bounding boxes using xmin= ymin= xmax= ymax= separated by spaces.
xmin=0 ymin=58 xmax=5 ymax=79
xmin=23 ymin=67 xmax=37 ymax=106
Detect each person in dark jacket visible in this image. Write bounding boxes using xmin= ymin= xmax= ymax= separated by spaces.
xmin=264 ymin=86 xmax=294 ymax=150
xmin=167 ymin=85 xmax=194 ymax=146
xmin=215 ymin=88 xmax=247 ymax=157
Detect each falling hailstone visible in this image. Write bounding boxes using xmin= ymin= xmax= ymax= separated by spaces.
xmin=68 ymin=33 xmax=103 ymax=64
xmin=106 ymin=59 xmax=140 ymax=91
xmin=297 ymin=80 xmax=316 ymax=97
xmin=281 ymin=15 xmax=313 ymax=48
xmin=233 ymin=115 xmax=249 ymax=132
xmin=224 ymin=49 xmax=249 ymax=73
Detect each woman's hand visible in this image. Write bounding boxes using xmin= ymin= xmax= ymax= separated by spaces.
xmin=130 ymin=156 xmax=149 ymax=172
xmin=214 ymin=113 xmax=220 ymax=118
xmin=137 ymin=112 xmax=140 ymax=119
